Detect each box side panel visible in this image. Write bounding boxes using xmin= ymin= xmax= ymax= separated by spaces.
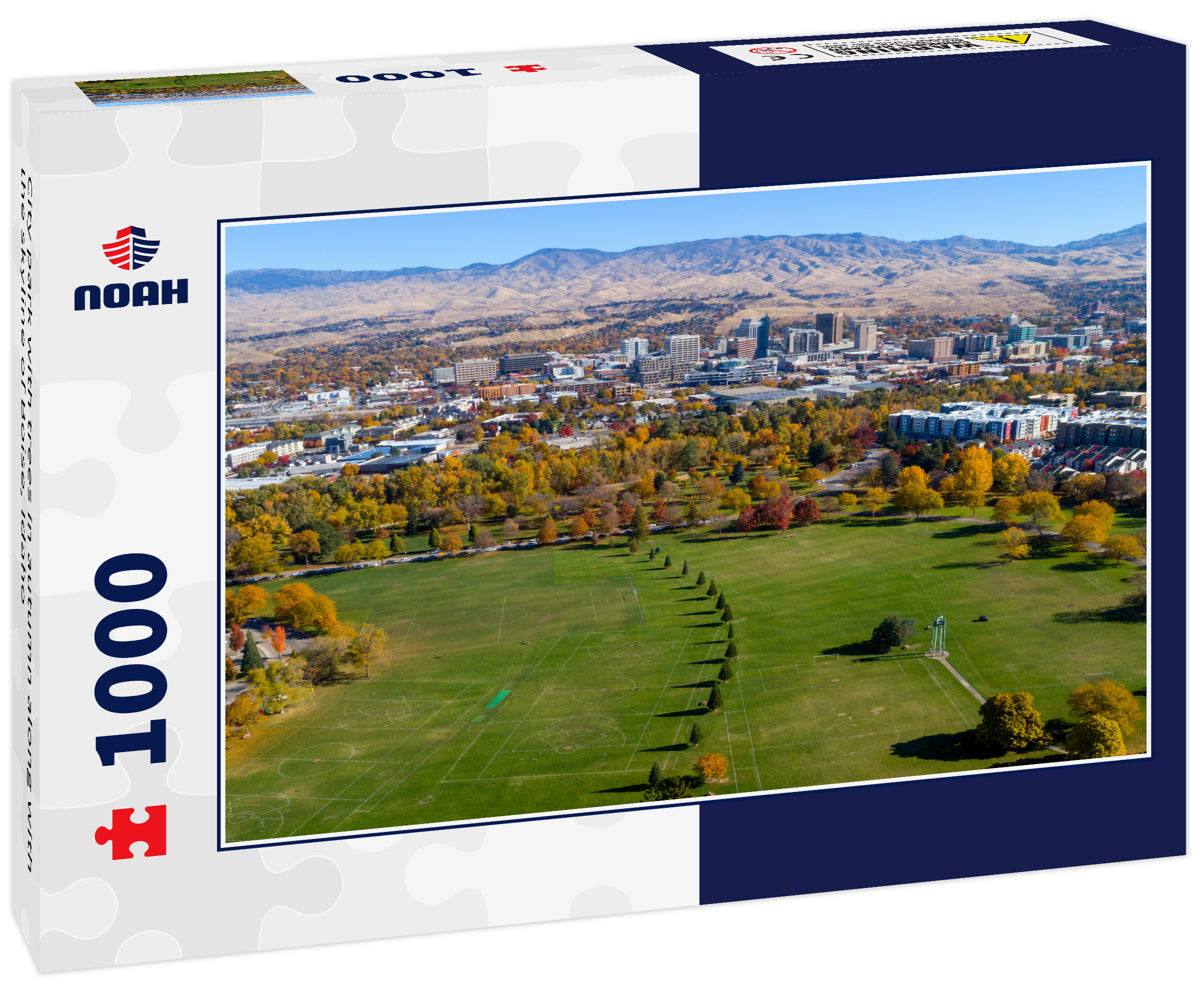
xmin=11 ymin=84 xmax=42 ymax=969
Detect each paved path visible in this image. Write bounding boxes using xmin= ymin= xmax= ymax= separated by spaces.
xmin=927 ymin=652 xmax=985 ymax=703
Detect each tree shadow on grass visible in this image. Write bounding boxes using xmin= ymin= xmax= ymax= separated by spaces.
xmin=1052 ymin=602 xmax=1145 ymax=624
xmin=673 ymin=681 xmax=714 ymax=689
xmin=1050 ymin=559 xmax=1105 ymax=573
xmin=641 ymin=743 xmax=688 ymax=753
xmin=821 ymin=640 xmax=879 ymax=658
xmin=593 ymin=783 xmax=650 ymax=794
xmin=932 ymin=561 xmax=996 ymax=570
xmin=657 ymin=707 xmax=709 ymax=718
xmin=689 ymin=657 xmax=725 ymax=666
xmin=891 ymin=730 xmax=997 ymax=762
xmin=837 ymin=516 xmax=909 ymax=528
xmin=931 ymin=523 xmax=997 ymax=539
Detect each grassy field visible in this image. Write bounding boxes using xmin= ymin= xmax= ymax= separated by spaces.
xmin=224 ymin=513 xmax=1146 ymax=842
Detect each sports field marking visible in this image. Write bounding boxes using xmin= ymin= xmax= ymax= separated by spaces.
xmin=731 ymin=679 xmax=764 ymax=788
xmin=622 ymin=625 xmax=696 ymax=773
xmin=472 ymin=633 xmax=590 ymax=780
xmin=571 ymin=676 xmax=638 ymax=703
xmin=497 ymin=593 xmax=507 ymax=642
xmin=625 ymin=576 xmax=646 ymax=622
xmin=821 ymin=717 xmax=901 ymax=756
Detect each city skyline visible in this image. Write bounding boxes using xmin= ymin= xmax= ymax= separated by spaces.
xmin=224 ymin=164 xmax=1147 ymax=275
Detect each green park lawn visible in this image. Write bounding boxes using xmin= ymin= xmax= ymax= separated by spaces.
xmin=224 ymin=512 xmax=1147 ymax=843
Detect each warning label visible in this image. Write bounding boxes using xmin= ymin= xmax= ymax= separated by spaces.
xmin=713 ymin=27 xmax=1104 ymax=67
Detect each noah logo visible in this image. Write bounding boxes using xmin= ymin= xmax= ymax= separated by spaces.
xmin=74 ymin=225 xmax=187 ymax=311
xmin=102 ymin=225 xmax=160 ymax=270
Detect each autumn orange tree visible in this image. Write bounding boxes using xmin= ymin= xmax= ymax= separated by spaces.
xmin=694 ymin=753 xmax=729 ymax=781
xmin=271 ymin=625 xmax=288 ymax=657
xmin=272 ymin=582 xmax=338 ymax=633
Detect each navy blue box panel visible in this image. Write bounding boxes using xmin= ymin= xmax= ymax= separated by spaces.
xmin=642 ymin=21 xmax=1186 ymax=191
xmin=643 ymin=20 xmax=1187 ymax=907
xmin=698 ymin=757 xmax=1185 ymax=904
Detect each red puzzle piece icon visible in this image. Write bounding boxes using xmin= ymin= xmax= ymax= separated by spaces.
xmin=95 ymin=805 xmax=167 ymax=860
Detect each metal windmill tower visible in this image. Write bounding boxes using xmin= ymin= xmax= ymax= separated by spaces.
xmin=928 ymin=615 xmax=947 ymax=657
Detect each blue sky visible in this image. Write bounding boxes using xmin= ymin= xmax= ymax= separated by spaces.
xmin=224 ymin=164 xmax=1147 ymax=273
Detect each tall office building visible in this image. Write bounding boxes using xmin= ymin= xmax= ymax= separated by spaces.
xmin=453 ymin=357 xmax=499 ymax=383
xmin=852 ymin=319 xmax=877 ymax=350
xmin=815 ymin=312 xmax=844 ymax=346
xmin=1007 ymin=320 xmax=1037 ymax=343
xmin=735 ymin=315 xmax=771 ymax=358
xmin=727 ymin=336 xmax=757 ymax=359
xmin=667 ymin=334 xmax=701 ymax=367
xmin=907 ymin=336 xmax=956 ymax=363
xmin=786 ymin=327 xmax=822 ymax=354
xmin=621 ymin=336 xmax=650 ymax=361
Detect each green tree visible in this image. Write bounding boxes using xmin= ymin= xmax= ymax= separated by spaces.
xmin=247 ymin=657 xmax=304 ymax=715
xmin=706 ymin=580 xmax=717 ymax=597
xmin=631 ymin=505 xmax=651 ymax=543
xmin=718 ymin=660 xmax=733 ymax=683
xmin=688 ymin=722 xmax=703 ymax=746
xmin=1066 ymin=679 xmax=1142 ymax=736
xmin=707 ymin=685 xmax=724 ymax=713
xmin=696 ymin=571 xmax=706 ymax=587
xmin=870 ymin=614 xmax=916 ymax=652
xmin=643 ymin=775 xmax=693 ymax=801
xmin=663 ymin=554 xmax=672 ymax=569
xmin=647 ymin=761 xmax=663 ymax=789
xmin=681 ymin=560 xmax=689 ymax=578
xmin=1065 ymin=714 xmax=1127 ymax=758
xmin=976 ymin=691 xmax=1045 ymax=751
xmin=240 ymin=631 xmax=264 ymax=676
xmin=721 ymin=606 xmax=734 ymax=623
xmin=726 ymin=641 xmax=738 ymax=659
xmin=390 ymin=532 xmax=406 ymax=555
xmin=428 ymin=525 xmax=442 ymax=549
xmin=347 ymin=623 xmax=388 ymax=679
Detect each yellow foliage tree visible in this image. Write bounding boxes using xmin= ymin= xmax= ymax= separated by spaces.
xmin=694 ymin=752 xmax=729 ymax=781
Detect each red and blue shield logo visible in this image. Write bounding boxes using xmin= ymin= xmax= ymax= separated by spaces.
xmin=102 ymin=225 xmax=160 ymax=270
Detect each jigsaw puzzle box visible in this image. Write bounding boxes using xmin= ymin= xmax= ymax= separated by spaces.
xmin=11 ymin=20 xmax=1184 ymax=971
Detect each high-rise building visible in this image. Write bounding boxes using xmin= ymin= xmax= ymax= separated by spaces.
xmin=727 ymin=336 xmax=757 ymax=359
xmin=621 ymin=336 xmax=650 ymax=360
xmin=786 ymin=327 xmax=822 ymax=354
xmin=500 ymin=352 xmax=550 ymax=375
xmin=815 ymin=312 xmax=844 ymax=346
xmin=667 ymin=334 xmax=701 ymax=367
xmin=907 ymin=336 xmax=956 ymax=363
xmin=1007 ymin=321 xmax=1037 ymax=343
xmin=735 ymin=315 xmax=771 ymax=358
xmin=453 ymin=357 xmax=499 ymax=383
xmin=852 ymin=319 xmax=877 ymax=351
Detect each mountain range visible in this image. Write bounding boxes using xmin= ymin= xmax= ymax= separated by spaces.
xmin=224 ymin=225 xmax=1146 ymax=351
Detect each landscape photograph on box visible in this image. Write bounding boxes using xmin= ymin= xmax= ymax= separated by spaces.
xmin=220 ymin=165 xmax=1149 ymax=845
